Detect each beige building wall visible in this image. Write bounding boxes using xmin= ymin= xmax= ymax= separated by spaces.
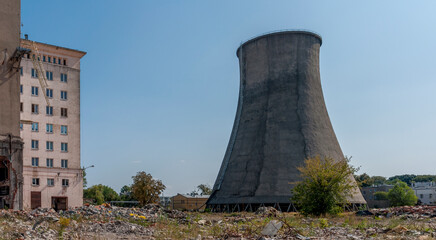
xmin=20 ymin=39 xmax=86 ymax=210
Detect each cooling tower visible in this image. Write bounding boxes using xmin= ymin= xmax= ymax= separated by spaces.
xmin=207 ymin=31 xmax=365 ymax=212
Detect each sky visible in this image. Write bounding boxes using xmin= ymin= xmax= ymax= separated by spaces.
xmin=21 ymin=0 xmax=436 ymax=196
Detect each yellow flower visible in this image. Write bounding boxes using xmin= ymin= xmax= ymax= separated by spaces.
xmin=139 ymin=216 xmax=146 ymax=219
xmin=130 ymin=213 xmax=134 ymax=216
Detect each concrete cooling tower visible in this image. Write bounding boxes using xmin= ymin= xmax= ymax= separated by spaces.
xmin=207 ymin=31 xmax=366 ymax=212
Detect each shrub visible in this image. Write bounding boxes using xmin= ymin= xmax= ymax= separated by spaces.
xmin=291 ymin=156 xmax=358 ymax=216
xmin=388 ymin=181 xmax=417 ymax=206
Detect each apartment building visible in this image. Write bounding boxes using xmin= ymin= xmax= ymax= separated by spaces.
xmin=412 ymin=182 xmax=436 ymax=205
xmin=19 ymin=38 xmax=86 ymax=210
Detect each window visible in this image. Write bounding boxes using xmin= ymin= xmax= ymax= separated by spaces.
xmin=32 ymin=178 xmax=40 ymax=186
xmin=46 ymin=158 xmax=53 ymax=168
xmin=46 ymin=88 xmax=53 ymax=98
xmin=47 ymin=178 xmax=54 ymax=186
xmin=61 ymin=108 xmax=68 ymax=117
xmin=31 ymin=68 xmax=38 ymax=78
xmin=46 ymin=71 xmax=53 ymax=81
xmin=43 ymin=56 xmax=46 ymax=62
xmin=430 ymin=194 xmax=433 ymax=199
xmin=48 ymin=56 xmax=51 ymax=62
xmin=63 ymin=59 xmax=66 ymax=65
xmin=420 ymin=194 xmax=424 ymax=198
xmin=46 ymin=106 xmax=53 ymax=116
xmin=61 ymin=159 xmax=68 ymax=168
xmin=20 ymin=84 xmax=23 ymax=94
xmin=20 ymin=67 xmax=23 ymax=76
xmin=31 ymin=104 xmax=39 ymax=114
xmin=31 ymin=157 xmax=39 ymax=167
xmin=60 ymin=73 xmax=67 ymax=83
xmin=53 ymin=57 xmax=56 ymax=64
xmin=58 ymin=58 xmax=61 ymax=65
xmin=46 ymin=124 xmax=53 ymax=133
xmin=46 ymin=141 xmax=53 ymax=151
xmin=31 ymin=122 xmax=39 ymax=132
xmin=31 ymin=140 xmax=39 ymax=149
xmin=60 ymin=91 xmax=67 ymax=100
xmin=61 ymin=125 xmax=68 ymax=135
xmin=62 ymin=179 xmax=69 ymax=187
xmin=31 ymin=86 xmax=39 ymax=96
xmin=20 ymin=102 xmax=23 ymax=112
xmin=61 ymin=142 xmax=68 ymax=152
xmin=20 ymin=123 xmax=23 ymax=130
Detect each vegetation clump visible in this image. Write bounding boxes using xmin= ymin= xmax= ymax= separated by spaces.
xmin=132 ymin=171 xmax=166 ymax=205
xmin=387 ymin=181 xmax=418 ymax=207
xmin=292 ymin=156 xmax=358 ymax=216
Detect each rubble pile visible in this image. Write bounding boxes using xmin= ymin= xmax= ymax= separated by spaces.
xmin=0 ymin=204 xmax=185 ymax=239
xmin=372 ymin=206 xmax=436 ymax=219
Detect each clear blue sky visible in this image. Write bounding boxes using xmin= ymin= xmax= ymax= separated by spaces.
xmin=22 ymin=0 xmax=436 ymax=196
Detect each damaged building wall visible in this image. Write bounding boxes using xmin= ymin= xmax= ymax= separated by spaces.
xmin=0 ymin=0 xmax=24 ymax=210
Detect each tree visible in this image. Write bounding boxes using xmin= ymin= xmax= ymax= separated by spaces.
xmin=197 ymin=184 xmax=212 ymax=195
xmin=355 ymin=174 xmax=387 ymax=187
xmin=120 ymin=185 xmax=135 ymax=201
xmin=292 ymin=156 xmax=358 ymax=216
xmin=387 ymin=181 xmax=418 ymax=207
xmin=387 ymin=175 xmax=417 ymax=186
xmin=131 ymin=171 xmax=166 ymax=206
xmin=84 ymin=184 xmax=120 ymax=205
xmin=371 ymin=176 xmax=387 ymax=186
xmin=354 ymin=173 xmax=371 ymax=187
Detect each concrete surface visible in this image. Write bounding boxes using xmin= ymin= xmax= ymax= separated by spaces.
xmin=208 ymin=31 xmax=365 ymax=209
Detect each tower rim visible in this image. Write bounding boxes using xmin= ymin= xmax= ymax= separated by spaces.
xmin=236 ymin=30 xmax=322 ymax=57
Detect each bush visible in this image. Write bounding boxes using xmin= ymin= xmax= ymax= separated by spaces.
xmin=388 ymin=181 xmax=417 ymax=206
xmin=291 ymin=156 xmax=358 ymax=216
xmin=84 ymin=184 xmax=120 ymax=205
xmin=374 ymin=191 xmax=389 ymax=200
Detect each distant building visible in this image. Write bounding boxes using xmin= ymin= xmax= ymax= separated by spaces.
xmin=159 ymin=196 xmax=171 ymax=208
xmin=361 ymin=185 xmax=393 ymax=208
xmin=412 ymin=182 xmax=436 ymax=205
xmin=20 ymin=38 xmax=86 ymax=210
xmin=171 ymin=194 xmax=209 ymax=211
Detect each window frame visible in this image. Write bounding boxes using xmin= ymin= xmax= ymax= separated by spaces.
xmin=46 ymin=158 xmax=53 ymax=168
xmin=31 ymin=157 xmax=39 ymax=167
xmin=32 ymin=178 xmax=40 ymax=186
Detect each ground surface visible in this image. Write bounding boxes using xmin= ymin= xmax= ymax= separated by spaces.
xmin=1 ymin=205 xmax=436 ymax=239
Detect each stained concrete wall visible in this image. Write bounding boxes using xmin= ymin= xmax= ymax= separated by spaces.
xmin=0 ymin=0 xmax=21 ymax=136
xmin=0 ymin=0 xmax=23 ymax=210
xmin=208 ymin=31 xmax=365 ymax=206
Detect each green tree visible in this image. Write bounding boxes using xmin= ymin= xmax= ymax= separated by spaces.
xmin=120 ymin=185 xmax=135 ymax=201
xmin=387 ymin=181 xmax=418 ymax=207
xmin=374 ymin=191 xmax=389 ymax=200
xmin=387 ymin=175 xmax=416 ymax=186
xmin=197 ymin=184 xmax=212 ymax=195
xmin=131 ymin=171 xmax=166 ymax=206
xmin=354 ymin=173 xmax=371 ymax=187
xmin=83 ymin=184 xmax=120 ymax=205
xmin=371 ymin=176 xmax=387 ymax=186
xmin=292 ymin=156 xmax=358 ymax=216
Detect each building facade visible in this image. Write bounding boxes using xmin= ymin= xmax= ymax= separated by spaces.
xmin=361 ymin=185 xmax=393 ymax=208
xmin=412 ymin=182 xmax=436 ymax=205
xmin=19 ymin=38 xmax=86 ymax=210
xmin=171 ymin=194 xmax=209 ymax=211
